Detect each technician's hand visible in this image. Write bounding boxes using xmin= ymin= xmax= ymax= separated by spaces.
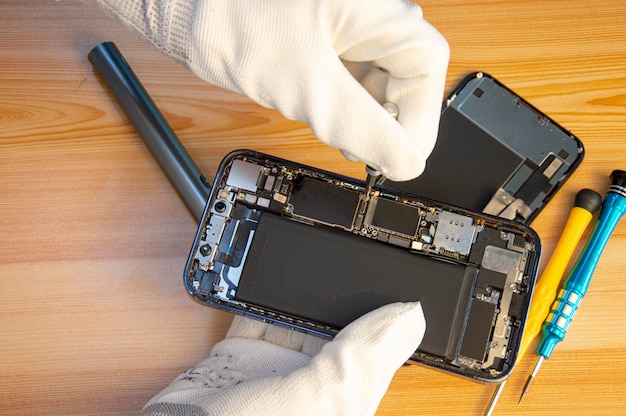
xmin=90 ymin=0 xmax=449 ymax=181
xmin=141 ymin=302 xmax=426 ymax=416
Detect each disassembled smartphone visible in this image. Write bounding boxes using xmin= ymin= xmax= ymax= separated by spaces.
xmin=88 ymin=45 xmax=561 ymax=384
xmin=185 ymin=150 xmax=541 ymax=382
xmin=387 ymin=72 xmax=584 ymax=223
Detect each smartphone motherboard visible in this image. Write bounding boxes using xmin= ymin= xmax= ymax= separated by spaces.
xmin=184 ymin=150 xmax=541 ymax=381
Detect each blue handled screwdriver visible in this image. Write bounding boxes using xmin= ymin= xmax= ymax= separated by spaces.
xmin=519 ymin=169 xmax=626 ymax=403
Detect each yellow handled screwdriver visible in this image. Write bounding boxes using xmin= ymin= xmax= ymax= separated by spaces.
xmin=484 ymin=188 xmax=602 ymax=415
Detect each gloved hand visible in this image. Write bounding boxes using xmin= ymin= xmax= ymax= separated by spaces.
xmin=141 ymin=302 xmax=426 ymax=416
xmin=89 ymin=0 xmax=449 ymax=181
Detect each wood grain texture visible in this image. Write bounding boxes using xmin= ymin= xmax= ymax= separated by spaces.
xmin=1 ymin=1 xmax=625 ymax=414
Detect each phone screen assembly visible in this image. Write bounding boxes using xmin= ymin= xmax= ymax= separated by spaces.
xmin=184 ymin=150 xmax=541 ymax=382
xmin=386 ymin=72 xmax=584 ymax=223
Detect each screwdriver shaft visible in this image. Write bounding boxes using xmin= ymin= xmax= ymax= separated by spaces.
xmin=364 ymin=101 xmax=398 ymax=194
xmin=484 ymin=381 xmax=506 ymax=416
xmin=365 ymin=165 xmax=380 ymax=195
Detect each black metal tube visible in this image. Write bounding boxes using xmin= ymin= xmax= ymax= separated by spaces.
xmin=88 ymin=41 xmax=210 ymax=222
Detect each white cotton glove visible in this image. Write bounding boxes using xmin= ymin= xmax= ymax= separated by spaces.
xmin=89 ymin=0 xmax=449 ymax=181
xmin=141 ymin=302 xmax=426 ymax=416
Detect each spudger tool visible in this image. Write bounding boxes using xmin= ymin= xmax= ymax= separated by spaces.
xmin=483 ymin=188 xmax=602 ymax=415
xmin=519 ymin=170 xmax=626 ymax=403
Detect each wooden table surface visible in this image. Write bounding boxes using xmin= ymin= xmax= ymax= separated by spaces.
xmin=2 ymin=1 xmax=625 ymax=414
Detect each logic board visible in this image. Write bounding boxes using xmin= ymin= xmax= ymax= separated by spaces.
xmin=185 ymin=150 xmax=541 ymax=381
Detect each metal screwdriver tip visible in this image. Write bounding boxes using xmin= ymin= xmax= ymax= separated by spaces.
xmin=484 ymin=381 xmax=506 ymax=416
xmin=519 ymin=355 xmax=545 ymax=404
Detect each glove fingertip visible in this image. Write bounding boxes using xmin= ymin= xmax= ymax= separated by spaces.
xmin=381 ymin=302 xmax=427 ymax=349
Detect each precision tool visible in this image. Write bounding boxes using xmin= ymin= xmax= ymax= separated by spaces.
xmin=483 ymin=188 xmax=602 ymax=416
xmin=365 ymin=165 xmax=381 ymax=195
xmin=364 ymin=102 xmax=399 ymax=194
xmin=519 ymin=170 xmax=626 ymax=403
